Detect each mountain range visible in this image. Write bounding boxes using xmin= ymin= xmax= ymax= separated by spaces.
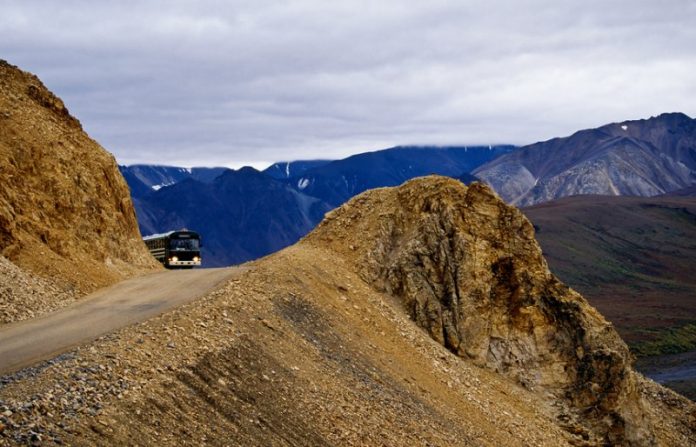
xmin=275 ymin=145 xmax=513 ymax=207
xmin=119 ymin=165 xmax=227 ymax=192
xmin=121 ymin=145 xmax=509 ymax=265
xmin=474 ymin=112 xmax=696 ymax=205
xmin=121 ymin=114 xmax=696 ymax=271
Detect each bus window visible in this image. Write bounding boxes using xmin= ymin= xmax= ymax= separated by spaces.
xmin=170 ymin=239 xmax=200 ymax=251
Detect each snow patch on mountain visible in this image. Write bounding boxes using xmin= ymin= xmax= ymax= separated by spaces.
xmin=152 ymin=182 xmax=175 ymax=191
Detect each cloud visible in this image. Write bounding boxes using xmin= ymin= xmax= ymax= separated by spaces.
xmin=1 ymin=0 xmax=695 ymax=168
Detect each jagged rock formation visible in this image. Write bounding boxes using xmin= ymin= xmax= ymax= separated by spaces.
xmin=0 ymin=60 xmax=158 ymax=318
xmin=473 ymin=113 xmax=696 ymax=206
xmin=305 ymin=176 xmax=678 ymax=445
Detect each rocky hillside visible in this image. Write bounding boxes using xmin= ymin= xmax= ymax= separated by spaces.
xmin=0 ymin=256 xmax=76 ymax=324
xmin=474 ymin=113 xmax=696 ymax=206
xmin=0 ymin=60 xmax=159 ymax=322
xmin=2 ymin=176 xmax=691 ymax=446
xmin=305 ymin=177 xmax=694 ymax=445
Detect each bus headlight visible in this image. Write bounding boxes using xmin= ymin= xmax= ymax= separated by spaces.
xmin=170 ymin=256 xmax=178 ymax=262
xmin=193 ymin=256 xmax=200 ymax=262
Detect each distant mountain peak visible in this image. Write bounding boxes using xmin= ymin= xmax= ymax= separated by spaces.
xmin=654 ymin=111 xmax=692 ymax=121
xmin=235 ymin=166 xmax=262 ymax=175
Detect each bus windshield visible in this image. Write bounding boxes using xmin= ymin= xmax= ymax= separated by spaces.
xmin=170 ymin=238 xmax=200 ymax=251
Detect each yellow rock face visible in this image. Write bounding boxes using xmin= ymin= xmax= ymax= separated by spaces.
xmin=0 ymin=60 xmax=159 ymax=297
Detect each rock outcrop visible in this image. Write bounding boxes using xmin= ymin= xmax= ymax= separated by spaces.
xmin=0 ymin=60 xmax=158 ymax=315
xmin=306 ymin=176 xmax=662 ymax=445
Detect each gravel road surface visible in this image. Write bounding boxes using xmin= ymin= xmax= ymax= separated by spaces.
xmin=0 ymin=267 xmax=244 ymax=374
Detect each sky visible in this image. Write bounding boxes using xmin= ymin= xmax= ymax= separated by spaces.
xmin=1 ymin=1 xmax=695 ymax=169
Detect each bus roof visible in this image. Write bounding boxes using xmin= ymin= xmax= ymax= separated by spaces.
xmin=142 ymin=230 xmax=199 ymax=241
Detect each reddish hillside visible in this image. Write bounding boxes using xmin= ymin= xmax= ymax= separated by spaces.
xmin=523 ymin=195 xmax=696 ymax=354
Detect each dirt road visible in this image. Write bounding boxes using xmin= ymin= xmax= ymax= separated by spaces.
xmin=0 ymin=267 xmax=245 ymax=375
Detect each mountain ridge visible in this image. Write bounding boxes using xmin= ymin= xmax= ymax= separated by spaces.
xmin=474 ymin=112 xmax=696 ymax=205
xmin=285 ymin=145 xmax=515 ymax=207
xmin=126 ymin=146 xmax=510 ymax=265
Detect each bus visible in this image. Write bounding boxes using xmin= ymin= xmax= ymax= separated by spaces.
xmin=143 ymin=230 xmax=202 ymax=269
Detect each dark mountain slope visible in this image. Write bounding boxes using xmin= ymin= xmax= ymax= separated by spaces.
xmin=475 ymin=113 xmax=696 ymax=205
xmin=663 ymin=185 xmax=696 ymax=196
xmin=262 ymin=159 xmax=332 ymax=179
xmin=137 ymin=168 xmax=331 ymax=266
xmin=119 ymin=164 xmax=228 ymax=194
xmin=119 ymin=167 xmax=153 ymax=199
xmin=288 ymin=145 xmax=514 ymax=207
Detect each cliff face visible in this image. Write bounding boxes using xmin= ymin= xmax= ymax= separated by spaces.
xmin=0 ymin=60 xmax=158 ymax=305
xmin=306 ymin=176 xmax=668 ymax=445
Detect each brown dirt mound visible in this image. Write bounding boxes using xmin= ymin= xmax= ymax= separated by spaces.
xmin=0 ymin=60 xmax=159 ymax=318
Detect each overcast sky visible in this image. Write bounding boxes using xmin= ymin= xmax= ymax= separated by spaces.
xmin=2 ymin=1 xmax=695 ymax=168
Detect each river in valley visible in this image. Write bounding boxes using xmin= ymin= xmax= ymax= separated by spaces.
xmin=635 ymin=349 xmax=696 ymax=400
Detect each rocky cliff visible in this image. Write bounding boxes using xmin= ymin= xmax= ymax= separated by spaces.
xmin=305 ymin=176 xmax=690 ymax=445
xmin=473 ymin=113 xmax=696 ymax=206
xmin=0 ymin=60 xmax=159 ymax=320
